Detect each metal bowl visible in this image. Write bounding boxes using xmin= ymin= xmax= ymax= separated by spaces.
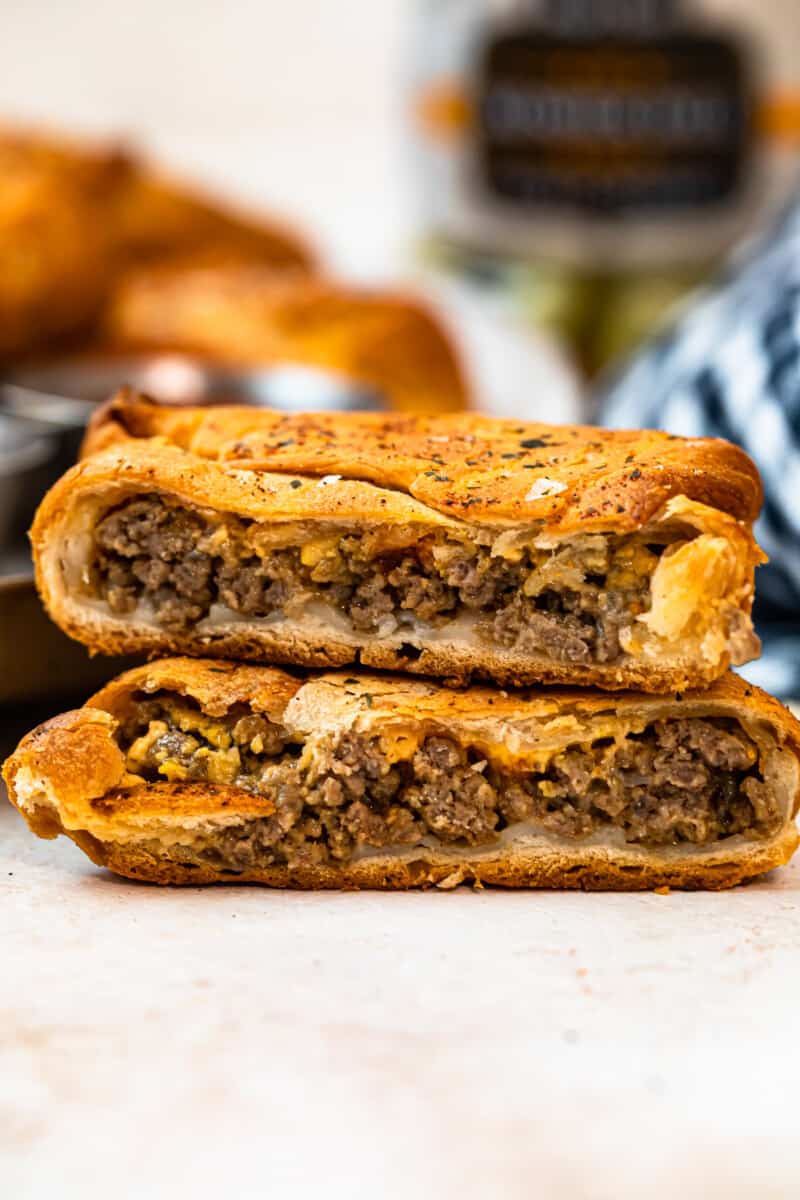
xmin=0 ymin=414 xmax=55 ymax=550
xmin=2 ymin=352 xmax=384 ymax=418
xmin=0 ymin=352 xmax=385 ymax=564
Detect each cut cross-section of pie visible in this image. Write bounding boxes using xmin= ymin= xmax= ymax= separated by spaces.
xmin=34 ymin=396 xmax=765 ymax=691
xmin=4 ymin=660 xmax=798 ymax=890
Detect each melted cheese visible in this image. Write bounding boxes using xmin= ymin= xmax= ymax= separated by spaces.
xmin=375 ymin=725 xmax=566 ymax=774
xmin=300 ymin=536 xmax=340 ymax=568
xmin=378 ymin=729 xmax=424 ymax=764
xmin=124 ymin=702 xmax=243 ymax=784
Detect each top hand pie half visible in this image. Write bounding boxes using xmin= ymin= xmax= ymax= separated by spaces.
xmin=33 ymin=393 xmax=765 ymax=692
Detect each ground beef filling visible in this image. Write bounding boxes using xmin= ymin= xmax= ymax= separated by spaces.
xmin=120 ymin=700 xmax=780 ymax=871
xmin=92 ymin=496 xmax=663 ymax=663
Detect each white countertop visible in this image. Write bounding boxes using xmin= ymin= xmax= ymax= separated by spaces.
xmin=3 ymin=793 xmax=800 ymax=1200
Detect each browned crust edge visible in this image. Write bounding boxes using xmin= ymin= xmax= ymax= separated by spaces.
xmin=40 ymin=618 xmax=734 ymax=695
xmin=82 ymin=825 xmax=800 ymax=891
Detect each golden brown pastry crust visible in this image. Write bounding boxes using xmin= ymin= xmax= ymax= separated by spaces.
xmin=83 ymin=394 xmax=762 ymax=527
xmin=100 ymin=269 xmax=469 ymax=414
xmin=4 ymin=661 xmax=799 ymax=891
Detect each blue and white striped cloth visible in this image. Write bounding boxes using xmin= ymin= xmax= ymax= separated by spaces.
xmin=599 ymin=196 xmax=800 ymax=695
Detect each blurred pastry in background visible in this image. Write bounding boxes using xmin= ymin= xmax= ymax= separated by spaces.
xmin=0 ymin=125 xmax=314 ymax=361
xmin=0 ymin=129 xmax=121 ymax=358
xmin=108 ymin=163 xmax=314 ymax=275
xmin=103 ymin=266 xmax=469 ymax=413
xmin=0 ymin=124 xmax=466 ymax=416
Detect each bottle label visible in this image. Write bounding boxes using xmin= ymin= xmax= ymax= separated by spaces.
xmin=478 ymin=28 xmax=751 ymax=214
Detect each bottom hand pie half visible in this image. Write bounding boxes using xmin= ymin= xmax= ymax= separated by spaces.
xmin=4 ymin=660 xmax=799 ymax=890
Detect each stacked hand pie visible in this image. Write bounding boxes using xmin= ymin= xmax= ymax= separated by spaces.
xmin=5 ymin=396 xmax=800 ymax=889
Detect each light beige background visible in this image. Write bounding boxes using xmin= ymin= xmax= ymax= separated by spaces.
xmin=1 ymin=0 xmax=409 ymax=273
